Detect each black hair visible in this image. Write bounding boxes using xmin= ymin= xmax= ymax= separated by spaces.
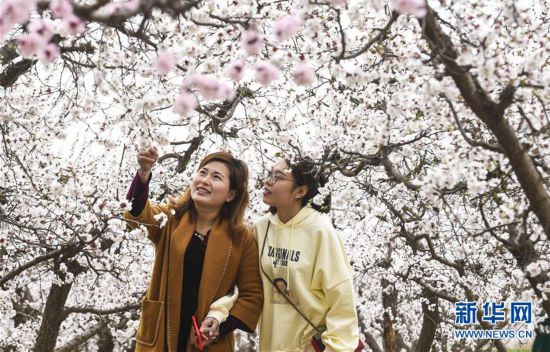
xmin=273 ymin=278 xmax=288 ymax=287
xmin=269 ymin=157 xmax=331 ymax=214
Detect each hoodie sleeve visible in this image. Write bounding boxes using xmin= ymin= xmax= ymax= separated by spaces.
xmin=311 ymin=223 xmax=360 ymax=352
xmin=205 ymin=286 xmax=239 ymax=324
xmin=225 ymin=229 xmax=264 ymax=331
xmin=321 ymin=279 xmax=360 ymax=351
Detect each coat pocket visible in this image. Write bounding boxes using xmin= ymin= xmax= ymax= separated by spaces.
xmin=136 ymin=299 xmax=164 ymax=347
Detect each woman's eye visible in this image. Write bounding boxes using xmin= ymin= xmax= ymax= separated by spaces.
xmin=214 ymin=175 xmax=222 ymax=180
xmin=199 ymin=170 xmax=206 ymax=175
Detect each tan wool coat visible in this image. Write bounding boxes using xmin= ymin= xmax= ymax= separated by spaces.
xmin=124 ymin=199 xmax=263 ymax=352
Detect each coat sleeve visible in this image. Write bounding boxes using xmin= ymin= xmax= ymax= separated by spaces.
xmin=311 ymin=224 xmax=360 ymax=352
xmin=205 ymin=285 xmax=239 ymax=324
xmin=123 ymin=171 xmax=173 ymax=245
xmin=226 ymin=230 xmax=264 ymax=331
xmin=123 ymin=199 xmax=173 ymax=245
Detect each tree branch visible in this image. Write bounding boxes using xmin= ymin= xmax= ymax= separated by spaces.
xmin=341 ymin=11 xmax=399 ymax=61
xmin=54 ymin=322 xmax=107 ymax=352
xmin=0 ymin=245 xmax=78 ymax=287
xmin=421 ymin=6 xmax=550 ymax=240
xmin=64 ymin=302 xmax=140 ymax=316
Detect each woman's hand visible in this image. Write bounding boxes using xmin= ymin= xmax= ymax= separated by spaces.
xmin=136 ymin=145 xmax=158 ymax=183
xmin=189 ymin=325 xmax=207 ymax=350
xmin=199 ymin=317 xmax=220 ymax=347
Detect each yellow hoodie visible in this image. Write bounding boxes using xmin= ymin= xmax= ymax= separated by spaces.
xmin=208 ymin=206 xmax=360 ymax=352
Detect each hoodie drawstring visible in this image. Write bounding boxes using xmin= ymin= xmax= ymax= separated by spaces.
xmin=287 ymin=222 xmax=295 ymax=292
xmin=269 ymin=206 xmax=315 ymax=296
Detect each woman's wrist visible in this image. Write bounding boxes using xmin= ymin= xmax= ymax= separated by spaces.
xmin=137 ymin=168 xmax=151 ymax=184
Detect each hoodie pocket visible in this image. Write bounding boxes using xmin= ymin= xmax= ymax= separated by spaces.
xmin=136 ymin=299 xmax=164 ymax=346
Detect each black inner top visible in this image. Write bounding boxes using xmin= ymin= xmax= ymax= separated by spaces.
xmin=178 ymin=231 xmax=210 ymax=351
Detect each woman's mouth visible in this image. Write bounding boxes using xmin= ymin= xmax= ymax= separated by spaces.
xmin=263 ymin=188 xmax=272 ymax=197
xmin=196 ymin=187 xmax=211 ymax=195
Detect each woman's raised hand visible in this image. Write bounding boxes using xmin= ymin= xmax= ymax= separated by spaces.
xmin=136 ymin=145 xmax=158 ymax=183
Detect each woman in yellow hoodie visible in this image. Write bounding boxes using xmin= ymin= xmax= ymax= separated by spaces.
xmin=200 ymin=158 xmax=361 ymax=352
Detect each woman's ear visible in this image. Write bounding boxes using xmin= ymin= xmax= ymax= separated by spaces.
xmin=294 ymin=185 xmax=308 ymax=200
xmin=226 ymin=190 xmax=236 ymax=203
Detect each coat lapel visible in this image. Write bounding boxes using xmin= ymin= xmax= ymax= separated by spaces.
xmin=196 ymin=219 xmax=233 ymax=320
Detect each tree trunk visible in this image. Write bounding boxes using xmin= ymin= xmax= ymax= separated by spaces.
xmin=382 ymin=278 xmax=398 ymax=352
xmin=32 ymin=282 xmax=72 ymax=352
xmin=97 ymin=323 xmax=114 ymax=352
xmin=414 ymin=289 xmax=440 ymax=352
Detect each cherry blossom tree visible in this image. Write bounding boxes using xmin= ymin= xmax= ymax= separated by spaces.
xmin=1 ymin=0 xmax=549 ymax=351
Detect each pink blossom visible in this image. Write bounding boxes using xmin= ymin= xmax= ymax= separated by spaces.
xmin=0 ymin=18 xmax=11 ymax=39
xmin=393 ymin=0 xmax=427 ymax=17
xmin=0 ymin=0 xmax=37 ymax=39
xmin=241 ymin=30 xmax=263 ymax=55
xmin=28 ymin=19 xmax=55 ymax=42
xmin=38 ymin=43 xmax=60 ymax=64
xmin=328 ymin=0 xmax=347 ymax=6
xmin=103 ymin=3 xmax=123 ymax=16
xmin=103 ymin=0 xmax=140 ymax=16
xmin=181 ymin=78 xmax=194 ymax=92
xmin=124 ymin=0 xmax=141 ymax=12
xmin=16 ymin=20 xmax=56 ymax=60
xmin=0 ymin=0 xmax=36 ymax=25
xmin=192 ymin=74 xmax=223 ymax=100
xmin=225 ymin=59 xmax=245 ymax=81
xmin=196 ymin=74 xmax=235 ymax=100
xmin=219 ymin=82 xmax=236 ymax=101
xmin=50 ymin=0 xmax=73 ymax=18
xmin=273 ymin=15 xmax=303 ymax=42
xmin=63 ymin=14 xmax=85 ymax=36
xmin=293 ymin=63 xmax=315 ymax=86
xmin=173 ymin=92 xmax=197 ymax=116
xmin=17 ymin=33 xmax=43 ymax=57
xmin=154 ymin=50 xmax=176 ymax=75
xmin=254 ymin=61 xmax=281 ymax=86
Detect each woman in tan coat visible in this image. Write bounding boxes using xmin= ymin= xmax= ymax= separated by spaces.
xmin=124 ymin=147 xmax=263 ymax=352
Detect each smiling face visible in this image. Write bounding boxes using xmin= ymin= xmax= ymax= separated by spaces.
xmin=275 ymin=280 xmax=287 ymax=292
xmin=190 ymin=161 xmax=235 ymax=211
xmin=263 ymin=159 xmax=307 ymax=209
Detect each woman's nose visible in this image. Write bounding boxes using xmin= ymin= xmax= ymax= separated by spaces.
xmin=197 ymin=174 xmax=211 ymax=184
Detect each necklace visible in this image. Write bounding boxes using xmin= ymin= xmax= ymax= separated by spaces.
xmin=193 ymin=231 xmax=208 ymax=241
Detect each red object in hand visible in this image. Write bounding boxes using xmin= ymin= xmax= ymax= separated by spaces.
xmin=192 ymin=315 xmax=203 ymax=351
